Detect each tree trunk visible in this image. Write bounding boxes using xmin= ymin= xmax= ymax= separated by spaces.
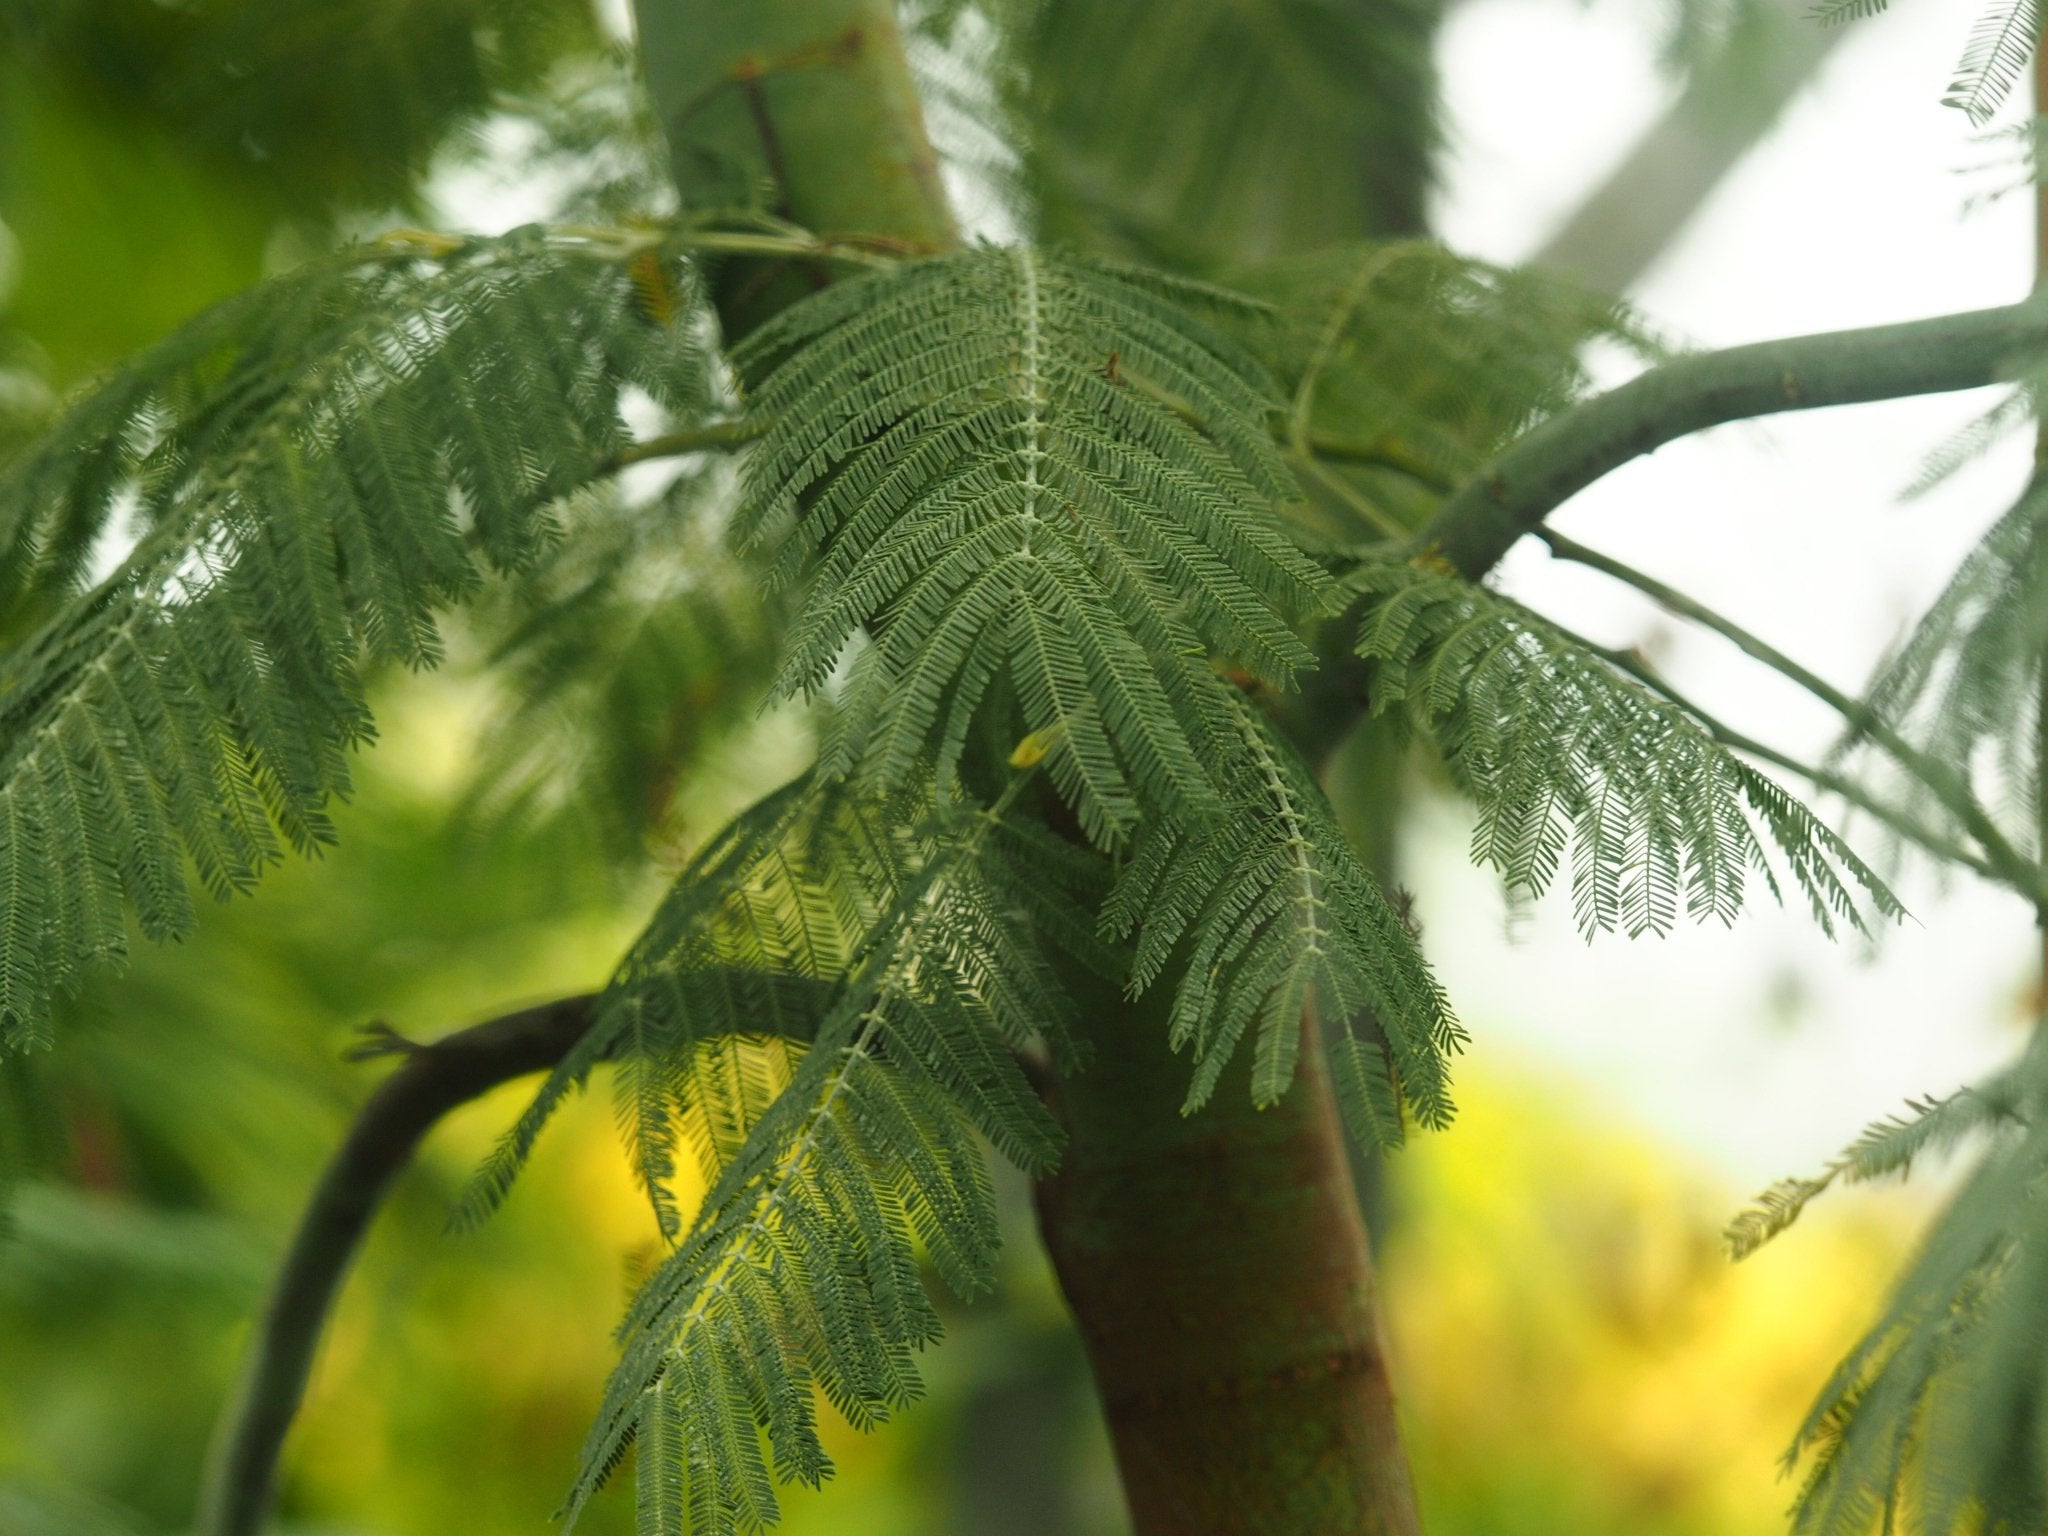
xmin=1035 ymin=986 xmax=1423 ymax=1536
xmin=629 ymin=4 xmax=1428 ymax=1529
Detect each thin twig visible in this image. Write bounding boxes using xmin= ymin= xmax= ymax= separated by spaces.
xmin=195 ymin=995 xmax=599 ymax=1536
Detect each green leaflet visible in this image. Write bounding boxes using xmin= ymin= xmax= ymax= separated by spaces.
xmin=0 ymin=226 xmax=711 ymax=1048
xmin=549 ymin=773 xmax=1091 ymax=1531
xmin=1729 ymin=1064 xmax=2032 ymax=1260
xmin=1229 ymin=241 xmax=1662 ymax=541
xmin=1104 ymin=689 xmax=1461 ymax=1150
xmin=733 ymin=246 xmax=1332 ymax=844
xmin=1761 ymin=1034 xmax=2048 ymax=1536
xmin=1808 ymin=0 xmax=2039 ymax=123
xmin=1350 ymin=554 xmax=1900 ymax=939
xmin=1839 ymin=474 xmax=2048 ymax=868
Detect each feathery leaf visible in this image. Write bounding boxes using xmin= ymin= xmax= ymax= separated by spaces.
xmin=0 ymin=225 xmax=712 ymax=1047
xmin=1771 ymin=1035 xmax=2048 ymax=1535
xmin=736 ymin=247 xmax=1331 ymax=843
xmin=1104 ymin=689 xmax=1461 ymax=1147
xmin=1350 ymin=553 xmax=1900 ymax=939
xmin=1729 ymin=1071 xmax=2030 ymax=1259
xmin=1944 ymin=0 xmax=2041 ymax=124
xmin=557 ymin=772 xmax=1085 ymax=1531
xmin=1841 ymin=473 xmax=2048 ymax=866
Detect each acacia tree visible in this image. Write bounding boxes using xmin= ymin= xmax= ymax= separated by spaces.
xmin=9 ymin=1 xmax=2048 ymax=1533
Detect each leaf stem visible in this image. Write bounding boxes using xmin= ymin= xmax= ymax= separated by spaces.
xmin=599 ymin=416 xmax=768 ymax=473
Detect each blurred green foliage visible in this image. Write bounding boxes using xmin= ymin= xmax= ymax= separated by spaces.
xmin=0 ymin=4 xmax=1940 ymax=1533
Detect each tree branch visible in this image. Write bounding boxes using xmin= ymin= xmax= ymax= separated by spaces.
xmin=1420 ymin=296 xmax=2048 ymax=579
xmin=599 ymin=416 xmax=767 ymax=474
xmin=195 ymin=994 xmax=599 ymax=1536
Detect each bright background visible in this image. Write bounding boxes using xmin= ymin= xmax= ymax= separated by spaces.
xmin=0 ymin=4 xmax=2037 ymax=1534
xmin=1429 ymin=0 xmax=2041 ymax=1188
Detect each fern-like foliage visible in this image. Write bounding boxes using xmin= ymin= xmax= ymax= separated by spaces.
xmin=734 ymin=247 xmax=1331 ymax=843
xmin=1840 ymin=474 xmax=2048 ymax=865
xmin=1808 ymin=0 xmax=2040 ymax=123
xmin=1945 ymin=0 xmax=2041 ymax=123
xmin=1103 ymin=689 xmax=1461 ymax=1149
xmin=1228 ymin=242 xmax=1661 ymax=539
xmin=1760 ymin=1035 xmax=2048 ymax=1536
xmin=0 ymin=225 xmax=711 ymax=1047
xmin=527 ymin=770 xmax=1093 ymax=1530
xmin=1728 ymin=1071 xmax=2031 ymax=1258
xmin=1349 ymin=554 xmax=1901 ymax=938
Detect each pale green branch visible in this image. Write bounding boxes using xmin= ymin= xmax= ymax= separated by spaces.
xmin=1421 ymin=296 xmax=2048 ymax=579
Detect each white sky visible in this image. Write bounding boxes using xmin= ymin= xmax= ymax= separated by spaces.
xmin=1424 ymin=0 xmax=2041 ymax=1184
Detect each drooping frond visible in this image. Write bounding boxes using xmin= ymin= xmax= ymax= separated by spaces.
xmin=735 ymin=247 xmax=1332 ymax=842
xmin=0 ymin=225 xmax=712 ymax=1047
xmin=558 ymin=773 xmax=1086 ymax=1532
xmin=1229 ymin=242 xmax=1661 ymax=539
xmin=456 ymin=777 xmax=848 ymax=1238
xmin=1103 ymin=689 xmax=1461 ymax=1150
xmin=1844 ymin=474 xmax=2048 ymax=863
xmin=1772 ymin=1036 xmax=2048 ymax=1536
xmin=1349 ymin=554 xmax=1901 ymax=938
xmin=1804 ymin=0 xmax=2043 ymax=121
xmin=1944 ymin=0 xmax=2041 ymax=123
xmin=1728 ymin=1068 xmax=2031 ymax=1258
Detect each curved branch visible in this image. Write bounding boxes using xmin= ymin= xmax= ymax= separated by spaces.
xmin=1421 ymin=296 xmax=2048 ymax=579
xmin=196 ymin=994 xmax=599 ymax=1536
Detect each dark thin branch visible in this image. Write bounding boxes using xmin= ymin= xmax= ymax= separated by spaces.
xmin=196 ymin=995 xmax=599 ymax=1536
xmin=1420 ymin=295 xmax=2048 ymax=579
xmin=1535 ymin=527 xmax=2043 ymax=897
